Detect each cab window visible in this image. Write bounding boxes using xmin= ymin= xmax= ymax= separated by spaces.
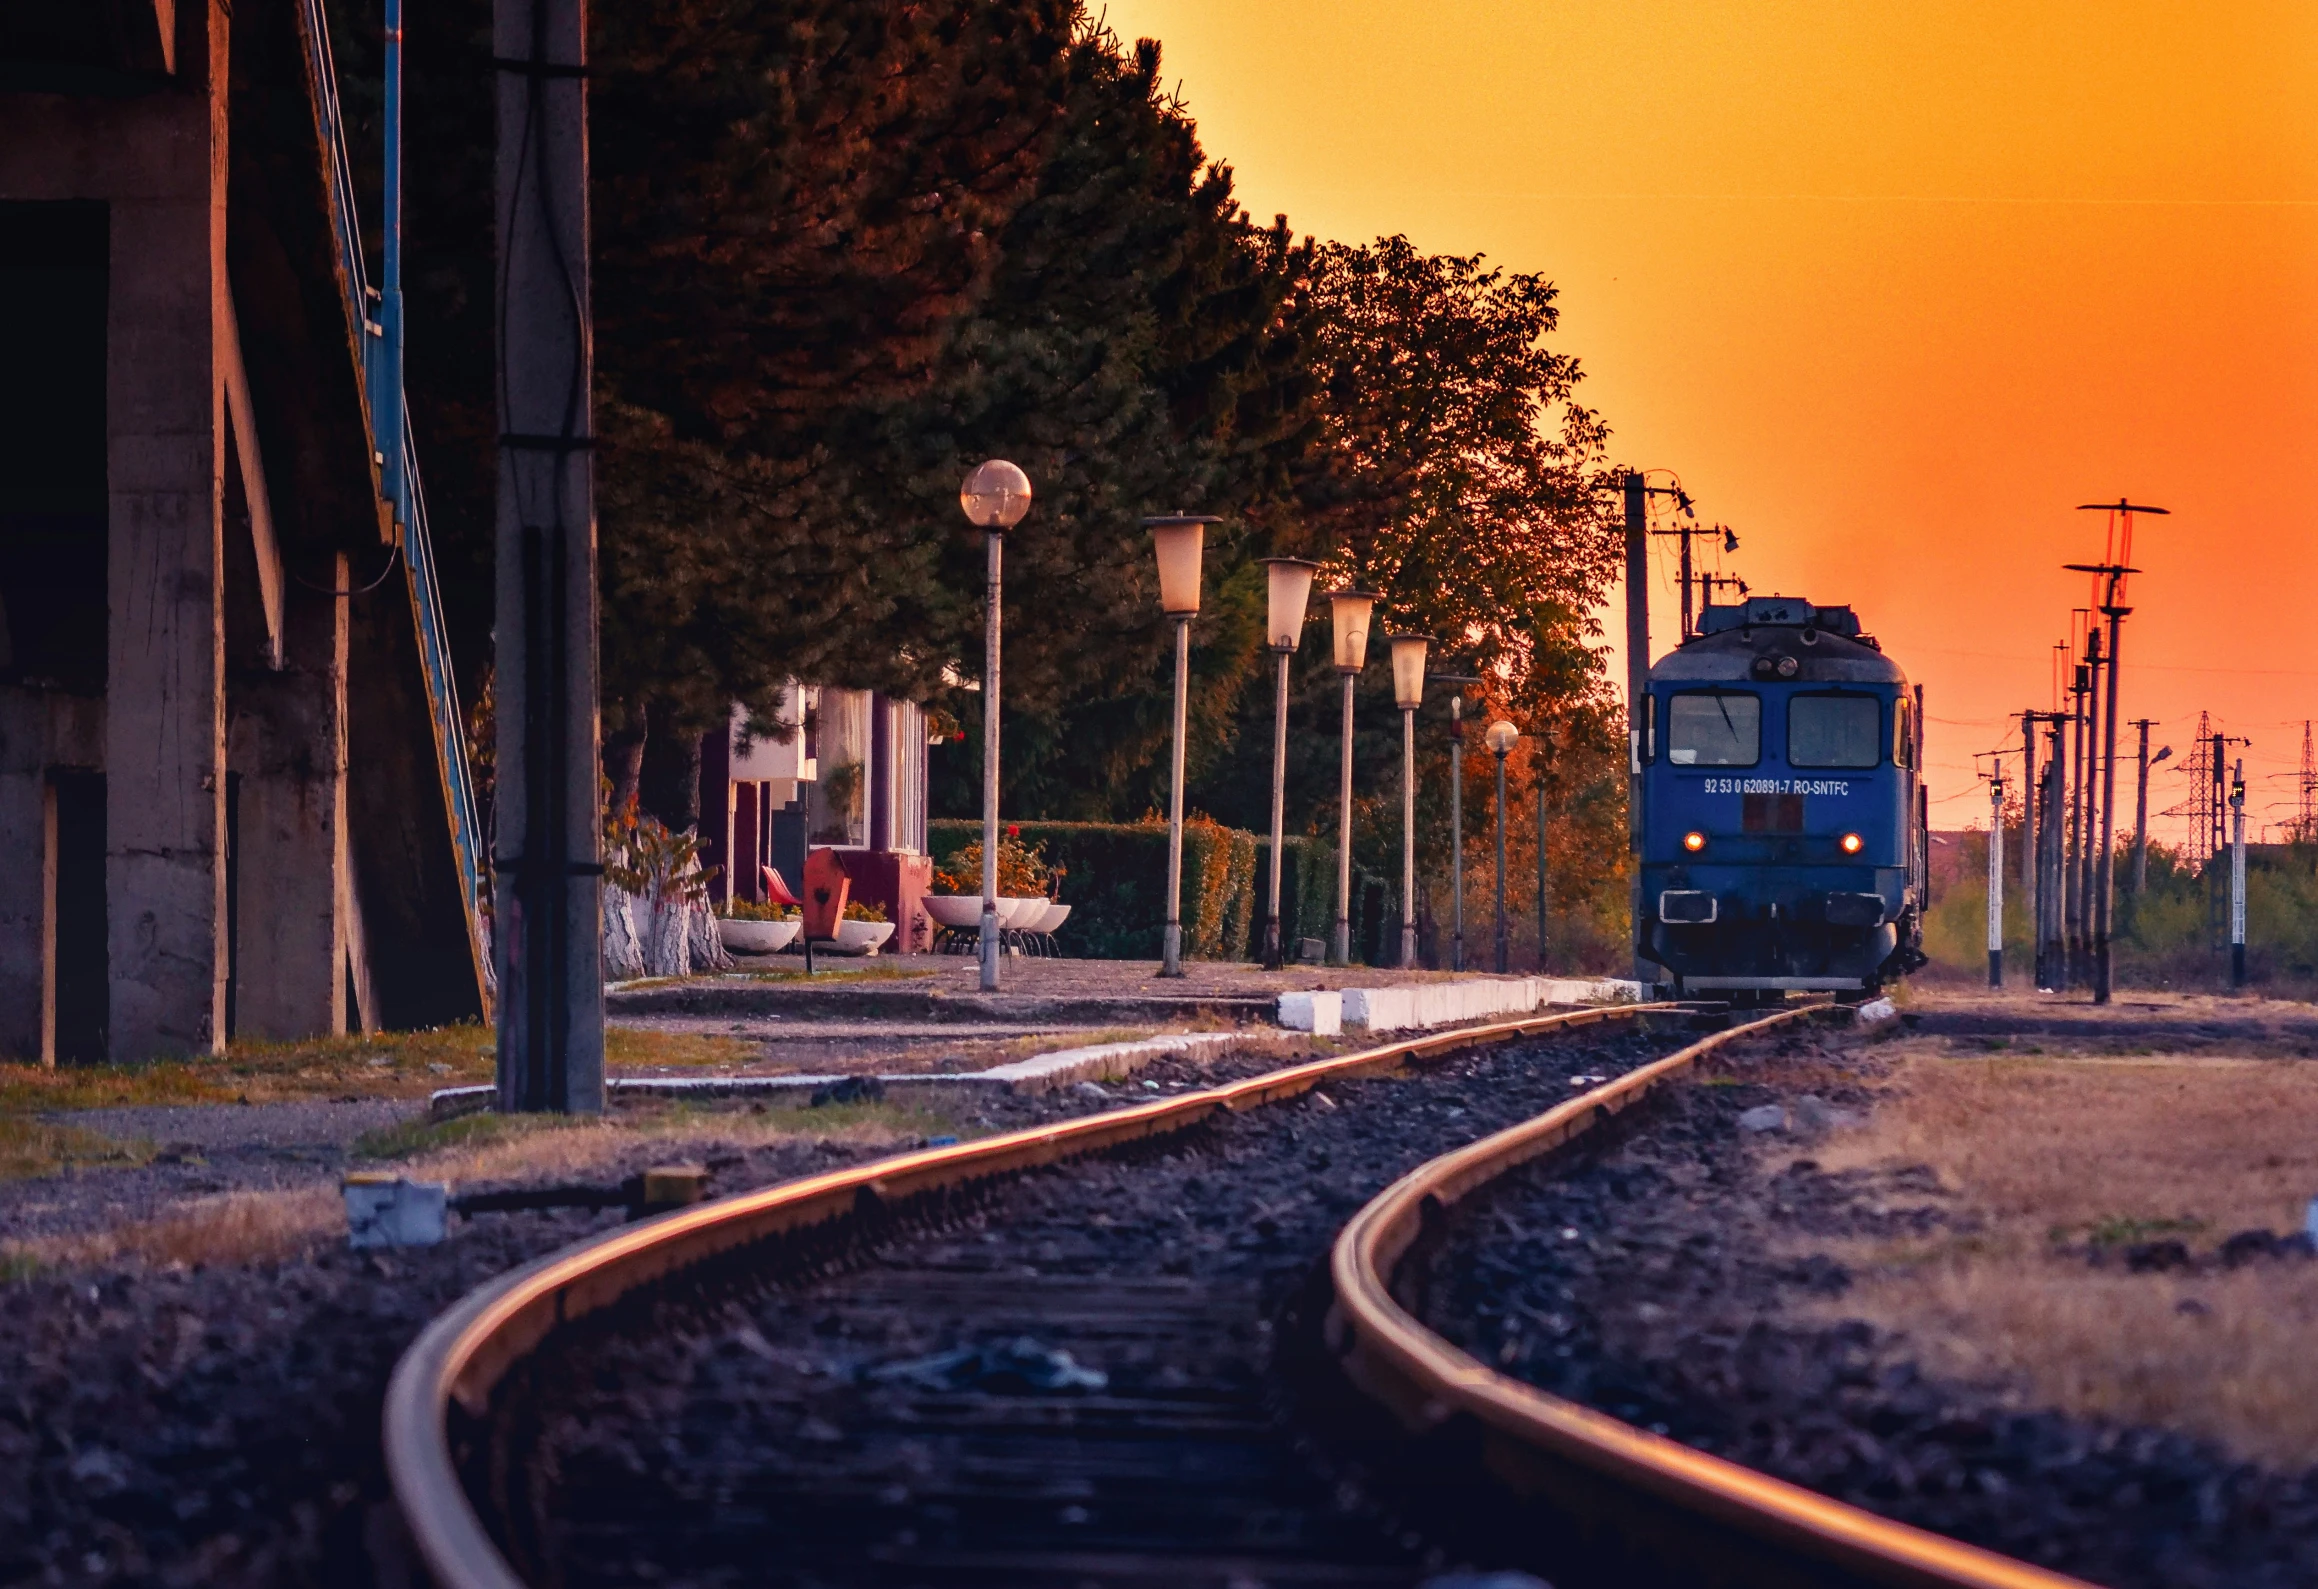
xmin=1893 ymin=697 xmax=1916 ymax=768
xmin=1789 ymin=693 xmax=1882 ymax=769
xmin=1666 ymin=691 xmax=1760 ymax=767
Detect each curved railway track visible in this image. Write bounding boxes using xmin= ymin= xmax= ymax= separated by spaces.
xmin=381 ymin=999 xmax=2089 ymax=1589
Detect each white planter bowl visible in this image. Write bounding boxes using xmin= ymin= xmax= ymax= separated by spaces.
xmin=1029 ymin=902 xmax=1071 ymax=935
xmin=923 ymin=895 xmax=985 ymax=931
xmin=828 ymin=919 xmax=895 ymax=955
xmin=996 ymin=896 xmax=1047 ymax=928
xmin=719 ymin=918 xmax=798 ymax=954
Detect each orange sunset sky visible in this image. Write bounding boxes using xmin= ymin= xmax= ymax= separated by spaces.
xmin=1105 ymin=0 xmax=2318 ymax=843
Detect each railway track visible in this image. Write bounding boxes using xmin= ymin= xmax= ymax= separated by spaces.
xmin=381 ymin=999 xmax=2088 ymax=1589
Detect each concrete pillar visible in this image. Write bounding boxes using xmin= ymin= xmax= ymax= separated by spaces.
xmin=104 ymin=2 xmax=231 ymax=1060
xmin=226 ymin=557 xmax=349 ymax=1039
xmin=0 ymin=696 xmax=48 ymax=1060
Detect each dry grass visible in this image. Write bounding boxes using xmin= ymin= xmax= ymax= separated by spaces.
xmin=16 ymin=1187 xmax=343 ymax=1272
xmin=1812 ymin=1040 xmax=2318 ymax=1464
xmin=0 ymin=1023 xmax=755 ymax=1120
xmin=0 ymin=1116 xmax=156 ymax=1180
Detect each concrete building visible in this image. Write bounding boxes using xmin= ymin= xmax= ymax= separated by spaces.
xmin=704 ymin=687 xmax=936 ymax=950
xmin=0 ymin=2 xmax=485 ymax=1061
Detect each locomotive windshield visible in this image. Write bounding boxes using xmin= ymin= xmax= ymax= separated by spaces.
xmin=1666 ymin=692 xmax=1759 ymax=766
xmin=1788 ymin=694 xmax=1882 ymax=768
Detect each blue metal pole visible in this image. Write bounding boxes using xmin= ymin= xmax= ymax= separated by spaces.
xmin=379 ymin=0 xmax=405 ymax=512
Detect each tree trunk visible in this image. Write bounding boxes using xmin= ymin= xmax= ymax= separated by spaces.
xmin=638 ymin=699 xmax=703 ymax=832
xmin=604 ymin=720 xmax=647 ymax=818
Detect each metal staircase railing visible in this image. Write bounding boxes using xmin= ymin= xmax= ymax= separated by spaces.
xmin=295 ymin=0 xmax=493 ymax=1005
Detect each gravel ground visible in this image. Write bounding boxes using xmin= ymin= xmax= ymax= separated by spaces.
xmin=1421 ymin=1024 xmax=2318 ymax=1589
xmin=0 ymin=1101 xmax=428 ymax=1244
xmin=0 ymin=1042 xmax=1325 ymax=1589
xmin=477 ymin=1020 xmax=1708 ymax=1587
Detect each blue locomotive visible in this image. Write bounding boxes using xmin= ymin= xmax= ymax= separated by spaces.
xmin=1638 ymin=595 xmax=1927 ymax=999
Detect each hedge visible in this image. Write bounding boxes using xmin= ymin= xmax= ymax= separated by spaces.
xmin=929 ymin=819 xmax=1397 ymax=962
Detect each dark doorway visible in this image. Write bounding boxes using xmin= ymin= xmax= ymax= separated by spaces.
xmin=0 ymin=201 xmax=107 ymax=691
xmin=49 ymin=770 xmax=106 ymax=1063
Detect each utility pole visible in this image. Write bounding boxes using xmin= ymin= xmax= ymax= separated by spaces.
xmin=493 ymin=0 xmax=603 ymax=1112
xmin=2067 ymin=639 xmax=2104 ymax=991
xmin=2127 ymin=719 xmax=2160 ymax=895
xmin=2071 ymin=500 xmax=2161 ymax=1004
xmin=2037 ymin=723 xmax=2065 ymax=990
xmin=2299 ymin=721 xmax=2317 ymax=844
xmin=1986 ymin=772 xmax=2006 ymax=987
xmin=1649 ymin=512 xmax=1717 ymax=640
xmin=2018 ymin=711 xmax=2036 ymax=920
xmin=1623 ymin=471 xmax=1649 ymax=986
xmin=2230 ymin=759 xmax=2248 ymax=988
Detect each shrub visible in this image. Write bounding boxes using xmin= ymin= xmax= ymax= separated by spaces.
xmin=842 ymin=900 xmax=889 ymax=924
xmin=932 ymin=819 xmax=1256 ymax=960
xmin=720 ymin=898 xmax=795 ymax=922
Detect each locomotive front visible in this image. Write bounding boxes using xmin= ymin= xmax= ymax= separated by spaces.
xmin=1638 ymin=596 xmax=1927 ymax=996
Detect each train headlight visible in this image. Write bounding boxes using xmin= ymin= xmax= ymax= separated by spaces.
xmin=1682 ymin=830 xmax=1707 ymax=853
xmin=1839 ymin=832 xmax=1864 ymax=855
xmin=1776 ymin=656 xmax=1799 ymax=678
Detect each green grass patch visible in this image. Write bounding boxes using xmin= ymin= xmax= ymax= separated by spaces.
xmin=728 ymin=964 xmax=939 ymax=984
xmin=2052 ymin=1214 xmax=2208 ymax=1250
xmin=348 ymin=1109 xmax=585 ymax=1163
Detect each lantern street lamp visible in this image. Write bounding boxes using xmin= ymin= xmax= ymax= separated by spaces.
xmin=960 ymin=460 xmax=1032 ymax=992
xmin=1257 ymin=558 xmax=1319 ymax=968
xmin=1145 ymin=514 xmax=1217 ymax=978
xmin=1485 ymin=719 xmax=1520 ymax=973
xmin=1327 ymin=589 xmax=1379 ymax=964
xmin=1388 ymin=635 xmax=1429 ymax=968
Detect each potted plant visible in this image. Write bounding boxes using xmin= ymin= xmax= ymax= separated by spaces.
xmin=717 ymin=897 xmax=799 ymax=954
xmin=830 ymin=899 xmax=895 ymax=955
xmin=931 ymin=830 xmax=1050 ymax=928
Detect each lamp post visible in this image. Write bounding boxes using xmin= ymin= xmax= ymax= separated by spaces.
xmin=1485 ymin=720 xmax=1519 ymax=973
xmin=1450 ymin=697 xmax=1466 ymax=971
xmin=1327 ymin=589 xmax=1379 ymax=965
xmin=960 ymin=460 xmax=1032 ymax=992
xmin=1388 ymin=635 xmax=1430 ymax=969
xmin=1257 ymin=558 xmax=1319 ymax=969
xmin=1146 ymin=515 xmax=1216 ymax=978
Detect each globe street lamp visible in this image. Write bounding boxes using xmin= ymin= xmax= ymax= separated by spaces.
xmin=1146 ymin=514 xmax=1216 ymax=978
xmin=1327 ymin=589 xmax=1378 ymax=964
xmin=1388 ymin=635 xmax=1429 ymax=968
xmin=1257 ymin=558 xmax=1319 ymax=969
xmin=961 ymin=460 xmax=1032 ymax=992
xmin=1485 ymin=719 xmax=1519 ymax=973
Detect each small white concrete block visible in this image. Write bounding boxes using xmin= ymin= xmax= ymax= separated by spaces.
xmin=1344 ymin=986 xmax=1416 ymax=1032
xmin=344 ymin=1175 xmax=448 ymax=1248
xmin=1854 ymin=996 xmax=1899 ymax=1029
xmin=1275 ymin=990 xmax=1342 ymax=1036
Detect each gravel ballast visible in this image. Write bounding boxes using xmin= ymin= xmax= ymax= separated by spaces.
xmin=1420 ymin=1026 xmax=2318 ymax=1589
xmin=473 ymin=1021 xmax=1710 ymax=1587
xmin=0 ymin=1041 xmax=1320 ymax=1588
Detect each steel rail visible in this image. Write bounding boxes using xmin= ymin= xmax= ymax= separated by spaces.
xmin=1328 ymin=1004 xmax=2100 ymax=1589
xmin=384 ymin=1001 xmax=1675 ymax=1589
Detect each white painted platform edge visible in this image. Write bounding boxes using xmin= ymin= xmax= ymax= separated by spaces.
xmin=426 ymin=1030 xmax=1259 ymax=1119
xmin=1331 ymin=975 xmax=1645 ymax=1033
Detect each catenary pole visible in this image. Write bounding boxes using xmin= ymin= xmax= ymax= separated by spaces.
xmin=2230 ymin=759 xmax=2247 ymax=988
xmin=2019 ymin=710 xmax=2038 ymax=929
xmin=494 ymin=0 xmax=603 ymax=1113
xmin=1623 ymin=472 xmax=1649 ymax=986
xmin=2130 ymin=718 xmax=2155 ymax=896
xmin=1987 ymin=774 xmax=2005 ymax=987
